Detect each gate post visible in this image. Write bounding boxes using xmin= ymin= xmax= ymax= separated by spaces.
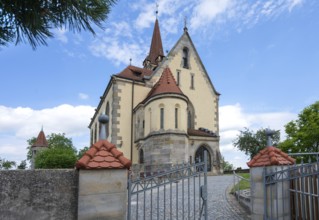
xmin=75 ymin=115 xmax=131 ymax=220
xmin=247 ymin=146 xmax=295 ymax=220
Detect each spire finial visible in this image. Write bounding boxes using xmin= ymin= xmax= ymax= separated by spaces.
xmin=184 ymin=16 xmax=188 ymax=32
xmin=41 ymin=125 xmax=43 ymax=131
xmin=156 ymin=3 xmax=159 ymax=18
xmin=129 ymin=58 xmax=132 ymax=65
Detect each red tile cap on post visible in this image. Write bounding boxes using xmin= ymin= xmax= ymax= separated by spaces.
xmin=75 ymin=140 xmax=132 ymax=170
xmin=247 ymin=146 xmax=295 ymax=167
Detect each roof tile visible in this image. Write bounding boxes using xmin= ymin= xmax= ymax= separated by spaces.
xmin=143 ymin=67 xmax=185 ymax=103
xmin=116 ymin=65 xmax=152 ymax=81
xmin=32 ymin=130 xmax=48 ymax=148
xmin=247 ymin=146 xmax=295 ymax=167
xmin=144 ymin=19 xmax=164 ymax=66
xmin=75 ymin=140 xmax=131 ymax=170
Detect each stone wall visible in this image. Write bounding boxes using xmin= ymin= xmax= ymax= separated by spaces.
xmin=0 ymin=169 xmax=78 ymax=220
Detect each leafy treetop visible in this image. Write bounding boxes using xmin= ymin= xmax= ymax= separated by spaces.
xmin=0 ymin=0 xmax=116 ymax=49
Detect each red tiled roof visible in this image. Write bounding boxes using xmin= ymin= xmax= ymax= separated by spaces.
xmin=143 ymin=67 xmax=184 ymax=103
xmin=116 ymin=65 xmax=152 ymax=81
xmin=247 ymin=146 xmax=295 ymax=167
xmin=188 ymin=129 xmax=217 ymax=137
xmin=32 ymin=130 xmax=48 ymax=148
xmin=76 ymin=140 xmax=131 ymax=169
xmin=145 ymin=19 xmax=164 ymax=66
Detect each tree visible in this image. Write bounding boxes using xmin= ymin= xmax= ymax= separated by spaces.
xmin=233 ymin=128 xmax=280 ymax=159
xmin=26 ymin=133 xmax=76 ymax=162
xmin=0 ymin=158 xmax=16 ymax=170
xmin=222 ymin=157 xmax=234 ymax=171
xmin=26 ymin=133 xmax=78 ymax=168
xmin=77 ymin=146 xmax=89 ymax=159
xmin=17 ymin=160 xmax=27 ymax=169
xmin=279 ymin=101 xmax=319 ymax=155
xmin=35 ymin=147 xmax=77 ymax=169
xmin=0 ymin=0 xmax=116 ymax=48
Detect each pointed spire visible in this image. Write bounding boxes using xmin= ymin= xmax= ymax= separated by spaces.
xmin=32 ymin=129 xmax=48 ymax=148
xmin=184 ymin=16 xmax=188 ymax=32
xmin=143 ymin=18 xmax=164 ymax=69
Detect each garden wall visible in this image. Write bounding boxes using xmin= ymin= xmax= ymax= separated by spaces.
xmin=0 ymin=169 xmax=78 ymax=220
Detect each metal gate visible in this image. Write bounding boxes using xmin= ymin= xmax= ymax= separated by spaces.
xmin=127 ymin=151 xmax=208 ymax=220
xmin=264 ymin=155 xmax=319 ymax=219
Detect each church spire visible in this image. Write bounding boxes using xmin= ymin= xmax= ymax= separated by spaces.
xmin=143 ymin=18 xmax=165 ymax=70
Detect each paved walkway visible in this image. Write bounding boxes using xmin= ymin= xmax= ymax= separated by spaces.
xmin=206 ymin=175 xmax=250 ymax=219
xmin=129 ymin=175 xmax=250 ymax=219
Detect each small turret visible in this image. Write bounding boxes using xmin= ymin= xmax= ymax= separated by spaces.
xmin=31 ymin=128 xmax=48 ymax=169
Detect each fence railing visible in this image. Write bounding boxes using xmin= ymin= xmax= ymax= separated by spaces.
xmin=233 ymin=170 xmax=251 ymax=211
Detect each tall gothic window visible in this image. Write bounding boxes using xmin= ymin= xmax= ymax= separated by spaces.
xmin=160 ymin=108 xmax=164 ymax=129
xmin=177 ymin=70 xmax=180 ymax=86
xmin=183 ymin=47 xmax=189 ymax=68
xmin=175 ymin=107 xmax=178 ymax=129
xmin=191 ymin=74 xmax=194 ymax=89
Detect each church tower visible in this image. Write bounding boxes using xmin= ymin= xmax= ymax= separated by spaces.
xmin=89 ymin=15 xmax=222 ymax=175
xmin=31 ymin=128 xmax=48 ymax=169
xmin=143 ymin=18 xmax=165 ymax=70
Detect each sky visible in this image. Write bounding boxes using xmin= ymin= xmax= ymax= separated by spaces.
xmin=0 ymin=0 xmax=318 ymax=169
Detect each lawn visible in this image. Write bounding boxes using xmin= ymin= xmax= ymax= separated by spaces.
xmin=231 ymin=173 xmax=250 ymax=193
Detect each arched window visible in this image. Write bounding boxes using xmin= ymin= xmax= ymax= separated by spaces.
xmin=139 ymin=149 xmax=144 ymax=164
xmin=195 ymin=146 xmax=212 ymax=171
xmin=187 ymin=102 xmax=195 ymax=129
xmin=183 ymin=47 xmax=189 ymax=69
xmin=160 ymin=107 xmax=164 ymax=129
xmin=105 ymin=102 xmax=110 ymax=138
xmin=175 ymin=104 xmax=180 ymax=129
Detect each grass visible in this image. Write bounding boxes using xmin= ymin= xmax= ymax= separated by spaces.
xmin=231 ymin=173 xmax=250 ymax=193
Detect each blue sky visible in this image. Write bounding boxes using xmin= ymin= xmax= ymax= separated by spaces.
xmin=0 ymin=0 xmax=318 ymax=168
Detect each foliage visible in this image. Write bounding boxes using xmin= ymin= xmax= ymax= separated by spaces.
xmin=27 ymin=133 xmax=76 ymax=162
xmin=35 ymin=147 xmax=77 ymax=169
xmin=27 ymin=133 xmax=78 ymax=168
xmin=279 ymin=101 xmax=319 ymax=157
xmin=0 ymin=158 xmax=16 ymax=170
xmin=77 ymin=146 xmax=89 ymax=159
xmin=26 ymin=137 xmax=37 ymax=161
xmin=0 ymin=0 xmax=116 ymax=48
xmin=222 ymin=157 xmax=235 ymax=171
xmin=233 ymin=127 xmax=280 ymax=159
xmin=17 ymin=160 xmax=27 ymax=169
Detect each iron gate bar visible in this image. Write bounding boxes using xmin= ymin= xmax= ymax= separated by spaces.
xmin=127 ymin=151 xmax=208 ymax=220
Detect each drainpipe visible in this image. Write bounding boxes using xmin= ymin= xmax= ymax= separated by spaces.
xmin=130 ymin=80 xmax=135 ymax=162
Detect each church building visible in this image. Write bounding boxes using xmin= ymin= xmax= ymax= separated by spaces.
xmin=89 ymin=18 xmax=222 ymax=175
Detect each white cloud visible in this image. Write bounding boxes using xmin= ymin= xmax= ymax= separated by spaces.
xmin=190 ymin=0 xmax=234 ymax=30
xmin=0 ymin=105 xmax=94 ymax=163
xmin=219 ymin=103 xmax=297 ymax=168
xmin=78 ymin=93 xmax=89 ymax=100
xmin=53 ymin=28 xmax=68 ymax=43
